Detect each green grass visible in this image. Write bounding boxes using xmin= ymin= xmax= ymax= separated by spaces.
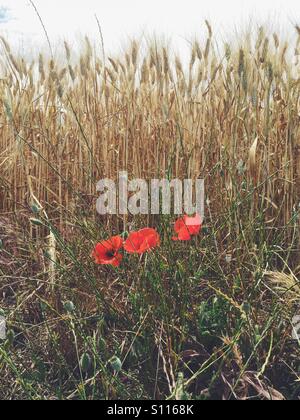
xmin=0 ymin=197 xmax=299 ymax=400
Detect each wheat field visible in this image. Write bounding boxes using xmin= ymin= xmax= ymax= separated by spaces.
xmin=0 ymin=23 xmax=300 ymax=400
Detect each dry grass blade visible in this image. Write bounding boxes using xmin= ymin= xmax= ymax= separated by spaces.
xmin=249 ymin=137 xmax=259 ymax=183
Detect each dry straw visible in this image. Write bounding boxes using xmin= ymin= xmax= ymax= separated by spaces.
xmin=0 ymin=27 xmax=299 ymax=241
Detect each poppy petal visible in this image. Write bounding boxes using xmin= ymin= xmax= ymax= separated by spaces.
xmin=109 ymin=235 xmax=124 ymax=251
xmin=124 ymin=232 xmax=142 ymax=253
xmin=124 ymin=228 xmax=160 ymax=254
xmin=185 ymin=214 xmax=202 ymax=234
xmin=173 ymin=214 xmax=202 ymax=241
xmin=177 ymin=228 xmax=192 ymax=241
xmin=92 ymin=236 xmax=124 ymax=266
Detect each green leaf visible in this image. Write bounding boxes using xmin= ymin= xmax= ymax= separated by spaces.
xmin=31 ymin=204 xmax=42 ymax=214
xmin=6 ymin=329 xmax=15 ymax=346
xmin=109 ymin=356 xmax=122 ymax=372
xmin=30 ymin=218 xmax=44 ymax=227
xmin=98 ymin=337 xmax=106 ymax=352
xmin=80 ymin=353 xmax=92 ymax=373
xmin=64 ymin=301 xmax=75 ymax=313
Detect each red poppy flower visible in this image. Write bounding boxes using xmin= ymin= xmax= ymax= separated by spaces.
xmin=124 ymin=228 xmax=160 ymax=254
xmin=92 ymin=236 xmax=123 ymax=267
xmin=172 ymin=214 xmax=202 ymax=241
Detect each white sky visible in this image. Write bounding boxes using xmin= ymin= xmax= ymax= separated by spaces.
xmin=0 ymin=0 xmax=300 ymax=55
